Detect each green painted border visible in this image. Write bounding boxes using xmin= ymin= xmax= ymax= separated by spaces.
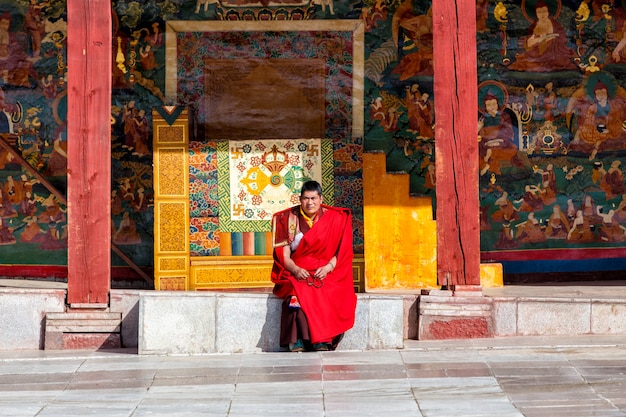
xmin=218 ymin=139 xmax=333 ymax=232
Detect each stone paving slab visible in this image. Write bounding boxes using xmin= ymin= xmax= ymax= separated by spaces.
xmin=0 ymin=335 xmax=626 ymax=416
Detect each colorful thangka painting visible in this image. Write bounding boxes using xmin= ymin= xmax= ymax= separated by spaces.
xmin=217 ymin=138 xmax=333 ymax=233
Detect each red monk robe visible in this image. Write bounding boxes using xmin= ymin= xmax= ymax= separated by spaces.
xmin=271 ymin=204 xmax=356 ymax=346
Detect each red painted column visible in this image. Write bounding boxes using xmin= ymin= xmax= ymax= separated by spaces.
xmin=67 ymin=0 xmax=112 ymax=305
xmin=432 ymin=0 xmax=480 ymax=286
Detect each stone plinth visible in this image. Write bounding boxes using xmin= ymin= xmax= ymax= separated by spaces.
xmin=490 ymin=295 xmax=626 ymax=337
xmin=418 ymin=291 xmax=494 ymax=340
xmin=44 ymin=311 xmax=122 ymax=350
xmin=0 ymin=288 xmax=65 ymax=350
xmin=139 ymin=292 xmax=404 ymax=355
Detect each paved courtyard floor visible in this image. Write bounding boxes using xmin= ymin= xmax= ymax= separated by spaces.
xmin=1 ymin=335 xmax=625 ymax=417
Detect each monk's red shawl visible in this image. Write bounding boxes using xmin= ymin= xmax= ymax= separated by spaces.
xmin=271 ymin=204 xmax=356 ymax=343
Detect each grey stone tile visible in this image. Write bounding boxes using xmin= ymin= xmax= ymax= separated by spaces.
xmin=151 ymin=375 xmax=238 ymax=386
xmin=0 ymin=360 xmax=83 ymax=375
xmin=51 ymin=387 xmax=147 ymax=403
xmin=322 ymin=350 xmax=404 ymax=365
xmin=417 ymin=397 xmax=524 ymax=417
xmin=410 ymin=377 xmax=505 ymax=396
xmin=36 ymin=404 xmax=138 ymax=417
xmin=0 ymin=404 xmax=46 ymax=417
xmin=237 ymin=372 xmax=322 ymax=383
xmin=514 ymin=404 xmax=624 ymax=417
xmin=133 ymin=401 xmax=230 ymax=417
xmin=144 ymin=383 xmax=235 ymax=399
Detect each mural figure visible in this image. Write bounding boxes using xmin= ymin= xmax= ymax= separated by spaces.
xmin=599 ymin=159 xmax=626 ymax=200
xmin=360 ymin=0 xmax=387 ymax=32
xmin=516 ymin=212 xmax=547 ymax=243
xmin=580 ymin=194 xmax=603 ymax=225
xmin=567 ymin=71 xmax=626 ymax=160
xmin=491 ymin=191 xmax=520 ymax=223
xmin=545 ymin=204 xmax=569 ymax=239
xmin=37 ymin=195 xmax=66 ymax=250
xmin=478 ymin=85 xmax=521 ymax=176
xmin=0 ymin=186 xmax=17 ymax=218
xmin=122 ymin=100 xmax=138 ymax=150
xmin=25 ymin=0 xmax=49 ymax=59
xmin=391 ymin=2 xmax=433 ymax=79
xmin=113 ymin=211 xmax=142 ymax=245
xmin=540 ymin=82 xmax=558 ymax=121
xmin=614 ymin=194 xmax=626 ymax=222
xmin=45 ymin=134 xmax=67 ymax=176
xmin=515 ymin=184 xmax=544 ymax=212
xmin=18 ymin=191 xmax=37 ymax=217
xmin=139 ymin=44 xmax=156 ymax=71
xmin=0 ymin=12 xmax=33 ymax=87
xmin=507 ymin=0 xmax=579 ymax=72
xmin=312 ymin=0 xmax=334 ymax=15
xmin=0 ymin=86 xmax=19 ymax=135
xmin=0 ymin=216 xmax=15 ymax=245
xmin=566 ymin=210 xmax=595 ymax=242
xmin=495 ymin=220 xmax=519 ymax=249
xmin=195 ymin=0 xmax=219 ymax=14
xmin=598 ymin=208 xmax=626 ymax=242
xmin=405 ymin=83 xmax=434 ymax=138
xmin=19 ymin=215 xmax=44 ymax=243
xmin=40 ymin=74 xmax=57 ymax=99
xmin=130 ymin=109 xmax=150 ymax=156
xmin=111 ymin=190 xmax=123 ymax=216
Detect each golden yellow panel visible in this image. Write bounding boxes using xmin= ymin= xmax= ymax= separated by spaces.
xmin=352 ymin=255 xmax=365 ymax=293
xmin=158 ymin=202 xmax=187 ymax=253
xmin=159 ymin=276 xmax=187 ymax=291
xmin=157 ymin=125 xmax=185 ymax=144
xmin=480 ymin=263 xmax=504 ymax=288
xmin=159 ymin=256 xmax=188 ymax=272
xmin=156 ymin=147 xmax=187 ymax=197
xmin=193 ymin=266 xmax=273 ymax=287
xmin=363 ymin=153 xmax=438 ymax=291
xmin=189 ymin=255 xmax=364 ymax=291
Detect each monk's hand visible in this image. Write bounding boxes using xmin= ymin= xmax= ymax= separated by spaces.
xmin=313 ymin=263 xmax=334 ymax=280
xmin=293 ymin=266 xmax=311 ymax=281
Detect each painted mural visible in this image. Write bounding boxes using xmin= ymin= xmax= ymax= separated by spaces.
xmin=1 ymin=0 xmax=625 ymax=275
xmin=0 ymin=0 xmax=69 ymax=267
xmin=474 ymin=0 xmax=626 ymax=271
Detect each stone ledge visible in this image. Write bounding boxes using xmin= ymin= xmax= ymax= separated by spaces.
xmin=490 ymin=296 xmax=626 ymax=337
xmin=138 ymin=292 xmax=405 ymax=355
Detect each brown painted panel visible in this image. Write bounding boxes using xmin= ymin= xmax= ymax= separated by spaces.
xmin=432 ymin=0 xmax=480 ymax=286
xmin=66 ymin=0 xmax=112 ymax=304
xmin=204 ymin=58 xmax=325 ymax=139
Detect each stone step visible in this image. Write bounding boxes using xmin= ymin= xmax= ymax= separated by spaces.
xmin=44 ymin=311 xmax=122 ymax=350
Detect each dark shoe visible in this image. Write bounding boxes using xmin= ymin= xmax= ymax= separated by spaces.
xmin=313 ymin=343 xmax=331 ymax=351
xmin=289 ymin=339 xmax=305 ymax=352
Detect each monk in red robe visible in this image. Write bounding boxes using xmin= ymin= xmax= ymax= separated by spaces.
xmin=271 ymin=180 xmax=356 ymax=352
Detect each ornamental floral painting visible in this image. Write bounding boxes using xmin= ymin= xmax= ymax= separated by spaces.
xmin=217 ymin=138 xmax=334 ymax=233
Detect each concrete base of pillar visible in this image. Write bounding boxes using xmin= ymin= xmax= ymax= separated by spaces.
xmin=44 ymin=311 xmax=122 ymax=350
xmin=418 ymin=290 xmax=494 ymax=340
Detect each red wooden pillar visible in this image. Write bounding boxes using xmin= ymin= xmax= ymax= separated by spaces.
xmin=432 ymin=0 xmax=480 ymax=287
xmin=67 ymin=0 xmax=112 ymax=306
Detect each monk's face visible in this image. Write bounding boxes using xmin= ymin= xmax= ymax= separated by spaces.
xmin=594 ymin=88 xmax=608 ymax=105
xmin=485 ymin=98 xmax=499 ymax=116
xmin=536 ymin=6 xmax=549 ymax=20
xmin=300 ymin=190 xmax=323 ymax=217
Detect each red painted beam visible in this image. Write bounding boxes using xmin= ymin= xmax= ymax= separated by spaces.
xmin=432 ymin=0 xmax=480 ymax=286
xmin=67 ymin=0 xmax=112 ymax=305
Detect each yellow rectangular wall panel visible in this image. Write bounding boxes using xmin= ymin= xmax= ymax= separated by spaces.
xmin=363 ymin=153 xmax=438 ymax=291
xmin=480 ymin=263 xmax=504 ymax=288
